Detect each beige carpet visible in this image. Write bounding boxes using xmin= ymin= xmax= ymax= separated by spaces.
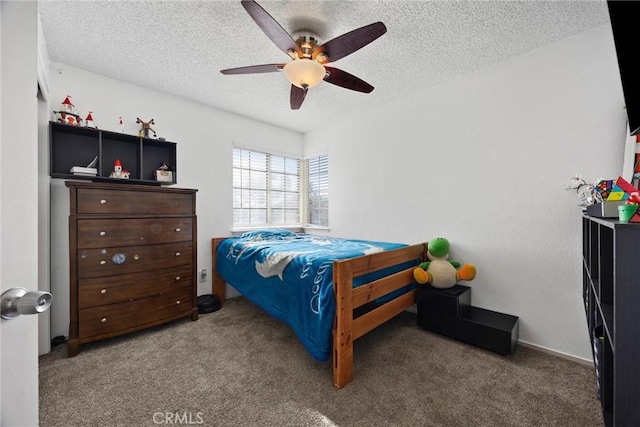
xmin=39 ymin=297 xmax=603 ymax=427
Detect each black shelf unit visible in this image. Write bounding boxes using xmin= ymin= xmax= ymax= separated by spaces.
xmin=582 ymin=215 xmax=640 ymax=426
xmin=416 ymin=284 xmax=519 ymax=355
xmin=49 ymin=121 xmax=177 ymax=185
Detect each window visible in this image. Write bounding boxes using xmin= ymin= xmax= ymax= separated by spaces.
xmin=233 ymin=147 xmax=300 ymax=227
xmin=305 ymin=153 xmax=329 ymax=227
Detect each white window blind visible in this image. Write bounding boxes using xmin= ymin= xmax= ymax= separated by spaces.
xmin=233 ymin=147 xmax=301 ymax=227
xmin=305 ymin=153 xmax=329 ymax=227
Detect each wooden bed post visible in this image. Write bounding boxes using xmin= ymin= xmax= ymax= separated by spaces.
xmin=333 ymin=260 xmax=354 ymax=389
xmin=211 ymin=238 xmax=226 ymax=302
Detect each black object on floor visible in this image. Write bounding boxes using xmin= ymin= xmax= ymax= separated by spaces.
xmin=198 ymin=294 xmax=221 ymax=314
xmin=51 ymin=336 xmax=66 ymax=347
xmin=416 ymin=284 xmax=519 ymax=355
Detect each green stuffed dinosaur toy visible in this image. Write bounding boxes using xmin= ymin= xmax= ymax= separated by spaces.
xmin=413 ymin=237 xmax=476 ymax=289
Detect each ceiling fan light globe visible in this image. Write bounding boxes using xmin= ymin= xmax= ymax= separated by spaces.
xmin=283 ymin=59 xmax=325 ymax=89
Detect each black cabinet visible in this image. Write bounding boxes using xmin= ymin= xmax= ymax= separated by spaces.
xmin=417 ymin=284 xmax=519 ymax=355
xmin=49 ymin=122 xmax=177 ymax=185
xmin=582 ymin=216 xmax=640 ymax=426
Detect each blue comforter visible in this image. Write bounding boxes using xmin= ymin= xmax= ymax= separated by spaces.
xmin=216 ymin=229 xmax=414 ymax=361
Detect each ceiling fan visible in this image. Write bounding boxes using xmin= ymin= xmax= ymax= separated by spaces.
xmin=220 ymin=0 xmax=387 ymax=110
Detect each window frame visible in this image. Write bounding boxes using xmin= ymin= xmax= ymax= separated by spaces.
xmin=232 ymin=146 xmax=302 ymax=229
xmin=304 ymin=151 xmax=329 ymax=228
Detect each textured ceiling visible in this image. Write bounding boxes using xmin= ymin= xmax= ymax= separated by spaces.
xmin=38 ymin=0 xmax=610 ymax=133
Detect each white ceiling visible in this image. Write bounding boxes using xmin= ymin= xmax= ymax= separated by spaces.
xmin=38 ymin=0 xmax=610 ymax=133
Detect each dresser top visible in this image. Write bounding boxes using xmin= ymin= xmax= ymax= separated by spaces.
xmin=65 ymin=180 xmax=197 ymax=194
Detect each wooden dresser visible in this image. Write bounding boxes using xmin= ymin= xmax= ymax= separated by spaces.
xmin=65 ymin=181 xmax=198 ymax=356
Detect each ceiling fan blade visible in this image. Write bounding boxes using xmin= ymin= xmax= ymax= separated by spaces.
xmin=290 ymin=85 xmax=307 ymax=110
xmin=220 ymin=64 xmax=284 ymax=75
xmin=323 ymin=67 xmax=374 ymax=93
xmin=241 ymin=0 xmax=301 ymax=57
xmin=315 ymin=22 xmax=387 ymax=64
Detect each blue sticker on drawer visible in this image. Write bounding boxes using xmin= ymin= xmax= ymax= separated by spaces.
xmin=112 ymin=253 xmax=126 ymax=264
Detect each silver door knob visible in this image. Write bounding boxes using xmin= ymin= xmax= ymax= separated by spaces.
xmin=1 ymin=288 xmax=53 ymax=319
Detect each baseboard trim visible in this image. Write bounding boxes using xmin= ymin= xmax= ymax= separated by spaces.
xmin=517 ymin=340 xmax=593 ymax=366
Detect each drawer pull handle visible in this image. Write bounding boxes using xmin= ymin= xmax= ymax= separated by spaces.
xmin=176 ymin=300 xmax=181 ymax=305
xmin=175 ymin=252 xmax=181 ymax=257
xmin=100 ymin=289 xmax=107 ymax=294
xmin=100 ymin=260 xmax=106 ymax=265
xmin=101 ymin=317 xmax=107 ymax=323
xmin=175 ymin=228 xmax=181 ymax=232
xmin=175 ymin=276 xmax=181 ymax=281
xmin=100 ymin=199 xmax=107 ymax=204
xmin=99 ymin=231 xmax=106 ymax=236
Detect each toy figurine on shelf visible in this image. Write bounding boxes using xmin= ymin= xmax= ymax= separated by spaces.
xmin=136 ymin=117 xmax=156 ymax=138
xmin=119 ymin=116 xmax=125 ymax=133
xmin=154 ymin=162 xmax=173 ymax=182
xmin=53 ymin=95 xmax=82 ymax=126
xmin=109 ymin=159 xmax=123 ymax=178
xmin=109 ymin=159 xmax=130 ymax=179
xmin=62 ymin=96 xmax=74 ymax=113
xmin=85 ymin=111 xmax=97 ymax=129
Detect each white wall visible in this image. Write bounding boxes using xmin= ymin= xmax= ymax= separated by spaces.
xmin=304 ymin=25 xmax=626 ymax=360
xmin=48 ymin=64 xmax=302 ymax=338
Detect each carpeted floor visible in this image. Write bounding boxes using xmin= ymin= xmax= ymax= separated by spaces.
xmin=39 ymin=297 xmax=603 ymax=427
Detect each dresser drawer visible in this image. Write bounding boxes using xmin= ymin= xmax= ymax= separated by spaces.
xmin=78 ymin=265 xmax=192 ymax=308
xmin=79 ymin=287 xmax=192 ymax=339
xmin=77 ymin=218 xmax=193 ymax=248
xmin=76 ymin=188 xmax=193 ymax=215
xmin=77 ymin=241 xmax=192 ymax=279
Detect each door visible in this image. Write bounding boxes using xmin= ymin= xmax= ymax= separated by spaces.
xmin=1 ymin=1 xmax=41 ymax=425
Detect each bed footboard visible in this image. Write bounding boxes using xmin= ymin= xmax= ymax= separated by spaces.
xmin=332 ymin=243 xmax=427 ymax=389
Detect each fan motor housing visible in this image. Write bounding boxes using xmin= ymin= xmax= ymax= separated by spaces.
xmin=293 ymin=35 xmax=319 ymax=58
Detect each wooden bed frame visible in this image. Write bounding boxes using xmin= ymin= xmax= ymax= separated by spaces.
xmin=211 ymin=237 xmax=428 ymax=389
